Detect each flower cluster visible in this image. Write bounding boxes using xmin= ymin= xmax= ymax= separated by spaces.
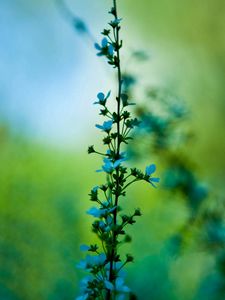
xmin=77 ymin=1 xmax=159 ymax=299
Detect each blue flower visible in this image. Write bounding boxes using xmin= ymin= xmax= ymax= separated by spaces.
xmin=94 ymin=38 xmax=114 ymax=57
xmin=109 ymin=18 xmax=122 ymax=27
xmin=145 ymin=164 xmax=160 ymax=188
xmin=94 ymin=91 xmax=111 ymax=105
xmin=95 ymin=37 xmax=107 ymax=50
xmin=86 ymin=207 xmax=107 ymax=218
xmin=77 ymin=253 xmax=106 ymax=270
xmin=87 ymin=205 xmax=117 ymax=219
xmin=95 ymin=120 xmax=113 ymax=132
xmin=97 ymin=157 xmax=126 ymax=173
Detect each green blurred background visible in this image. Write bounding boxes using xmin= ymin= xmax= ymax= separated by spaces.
xmin=0 ymin=0 xmax=225 ymax=299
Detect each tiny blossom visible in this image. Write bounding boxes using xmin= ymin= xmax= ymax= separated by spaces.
xmin=145 ymin=164 xmax=156 ymax=175
xmin=145 ymin=164 xmax=160 ymax=187
xmin=96 ymin=157 xmax=126 ymax=173
xmin=94 ymin=37 xmax=113 ymax=57
xmin=88 ymin=205 xmax=116 ymax=218
xmin=77 ymin=253 xmax=106 ymax=270
xmin=110 ymin=18 xmax=122 ymax=27
xmin=94 ymin=91 xmax=111 ymax=105
xmin=86 ymin=207 xmax=107 ymax=218
xmin=95 ymin=38 xmax=108 ymax=51
xmin=95 ymin=120 xmax=113 ymax=132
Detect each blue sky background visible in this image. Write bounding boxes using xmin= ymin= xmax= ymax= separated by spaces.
xmin=0 ymin=0 xmax=113 ymax=148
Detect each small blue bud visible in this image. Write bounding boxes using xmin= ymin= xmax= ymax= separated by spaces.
xmin=97 ymin=92 xmax=105 ymax=100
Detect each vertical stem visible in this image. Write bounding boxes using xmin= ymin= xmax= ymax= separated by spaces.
xmin=106 ymin=0 xmax=122 ymax=299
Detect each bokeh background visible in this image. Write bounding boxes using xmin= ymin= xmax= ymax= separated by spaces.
xmin=0 ymin=0 xmax=225 ymax=299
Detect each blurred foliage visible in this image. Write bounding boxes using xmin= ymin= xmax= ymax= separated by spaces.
xmin=0 ymin=125 xmax=87 ymax=300
xmin=121 ymin=67 xmax=225 ymax=299
xmin=120 ymin=0 xmax=225 ymax=194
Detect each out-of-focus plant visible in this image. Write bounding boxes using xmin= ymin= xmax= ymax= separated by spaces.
xmin=76 ymin=1 xmax=160 ymax=300
xmin=0 ymin=125 xmax=83 ymax=300
xmin=125 ymin=75 xmax=225 ymax=299
xmin=130 ymin=86 xmax=208 ymax=225
xmin=194 ymin=195 xmax=225 ymax=300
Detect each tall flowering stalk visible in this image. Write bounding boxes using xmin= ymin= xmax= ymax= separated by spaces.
xmin=77 ymin=1 xmax=159 ymax=299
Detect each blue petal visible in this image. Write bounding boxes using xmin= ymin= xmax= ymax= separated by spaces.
xmin=150 ymin=177 xmax=160 ymax=182
xmin=149 ymin=180 xmax=158 ymax=188
xmin=86 ymin=207 xmax=105 ymax=217
xmin=108 ymin=44 xmax=114 ymax=56
xmin=145 ymin=164 xmax=156 ymax=175
xmin=115 ymin=277 xmax=130 ymax=292
xmin=95 ymin=124 xmax=103 ymax=130
xmin=76 ymin=294 xmax=88 ymax=300
xmin=76 ymin=260 xmax=87 ymax=269
xmin=103 ymin=157 xmax=111 ymax=163
xmin=80 ymin=244 xmax=90 ymax=251
xmin=102 ymin=120 xmax=113 ymax=130
xmin=102 ymin=163 xmax=114 ymax=173
xmin=113 ymin=158 xmax=126 ymax=168
xmin=101 ymin=37 xmax=108 ymax=47
xmin=104 ymin=280 xmax=114 ymax=290
xmin=94 ymin=43 xmax=101 ymax=50
xmin=97 ymin=253 xmax=106 ymax=264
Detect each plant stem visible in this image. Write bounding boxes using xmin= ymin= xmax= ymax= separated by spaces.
xmin=106 ymin=0 xmax=122 ymax=299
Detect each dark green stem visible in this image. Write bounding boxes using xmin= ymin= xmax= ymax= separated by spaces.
xmin=106 ymin=0 xmax=122 ymax=299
